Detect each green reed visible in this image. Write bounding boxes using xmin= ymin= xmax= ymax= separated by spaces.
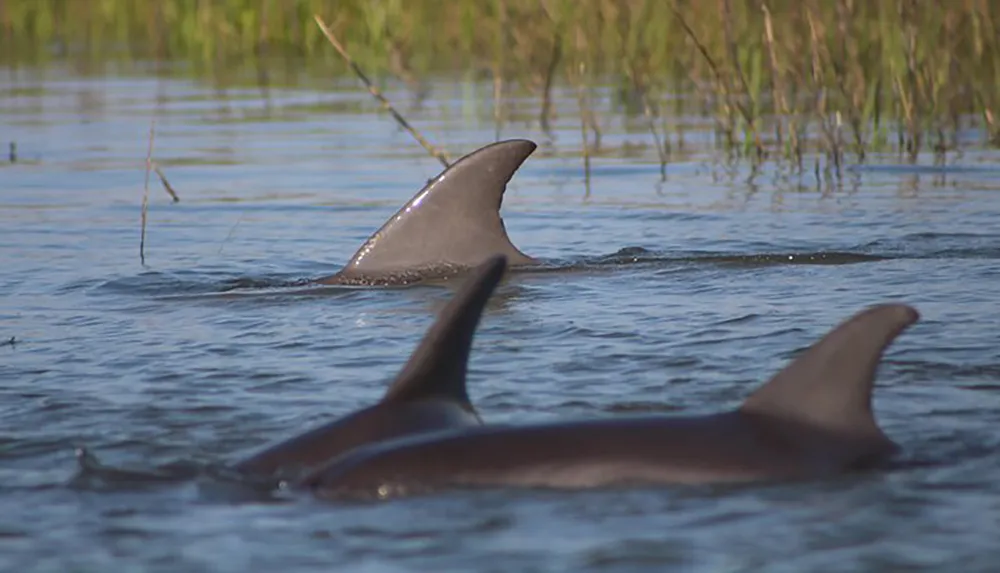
xmin=3 ymin=0 xmax=1000 ymax=166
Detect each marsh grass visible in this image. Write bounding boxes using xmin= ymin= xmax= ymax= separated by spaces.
xmin=4 ymin=0 xmax=1000 ymax=170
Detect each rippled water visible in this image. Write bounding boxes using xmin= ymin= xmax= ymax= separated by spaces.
xmin=2 ymin=64 xmax=1000 ymax=572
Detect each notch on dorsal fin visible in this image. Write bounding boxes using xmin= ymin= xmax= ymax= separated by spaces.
xmin=740 ymin=304 xmax=919 ymax=442
xmin=331 ymin=140 xmax=536 ymax=283
xmin=379 ymin=255 xmax=508 ymax=410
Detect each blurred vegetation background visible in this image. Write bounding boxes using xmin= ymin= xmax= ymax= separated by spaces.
xmin=3 ymin=0 xmax=999 ymax=165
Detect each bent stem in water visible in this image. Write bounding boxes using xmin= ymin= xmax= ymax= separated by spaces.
xmin=313 ymin=14 xmax=450 ymax=168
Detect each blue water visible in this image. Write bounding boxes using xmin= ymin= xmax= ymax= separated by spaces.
xmin=2 ymin=64 xmax=1000 ymax=571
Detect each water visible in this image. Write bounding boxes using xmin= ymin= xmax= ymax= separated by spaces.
xmin=2 ymin=64 xmax=1000 ymax=572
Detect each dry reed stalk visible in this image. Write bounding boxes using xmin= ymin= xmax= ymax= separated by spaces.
xmin=833 ymin=0 xmax=866 ymax=161
xmin=140 ymin=121 xmax=155 ymax=265
xmin=898 ymin=0 xmax=921 ymax=159
xmin=313 ymin=14 xmax=450 ymax=167
xmin=218 ymin=213 xmax=246 ymax=255
xmin=625 ymin=62 xmax=667 ymax=180
xmin=805 ymin=4 xmax=843 ymax=177
xmin=669 ymin=2 xmax=749 ymax=150
xmin=641 ymin=90 xmax=667 ymax=181
xmin=492 ymin=66 xmax=504 ymax=141
xmin=574 ymin=61 xmax=592 ymax=198
xmin=584 ymin=100 xmax=603 ymax=150
xmin=489 ymin=58 xmax=504 ymax=139
xmin=894 ymin=70 xmax=915 ymax=155
xmin=760 ymin=1 xmax=800 ymax=168
xmin=982 ymin=106 xmax=1000 ymax=146
xmin=720 ymin=0 xmax=762 ymax=160
xmin=948 ymin=13 xmax=994 ymax=144
xmin=539 ymin=35 xmax=561 ymax=135
xmin=572 ymin=14 xmax=602 ymax=149
xmin=492 ymin=0 xmax=508 ymax=140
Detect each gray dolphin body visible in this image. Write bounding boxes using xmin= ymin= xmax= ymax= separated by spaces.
xmin=302 ymin=304 xmax=919 ymax=499
xmin=233 ymin=256 xmax=509 ymax=479
xmin=318 ymin=140 xmax=538 ymax=286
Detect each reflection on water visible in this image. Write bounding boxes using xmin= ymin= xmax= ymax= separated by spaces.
xmin=2 ymin=64 xmax=1000 ymax=572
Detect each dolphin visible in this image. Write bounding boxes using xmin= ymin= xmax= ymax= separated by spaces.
xmin=302 ymin=303 xmax=920 ymax=499
xmin=318 ymin=140 xmax=538 ymax=286
xmin=232 ymin=255 xmax=510 ymax=480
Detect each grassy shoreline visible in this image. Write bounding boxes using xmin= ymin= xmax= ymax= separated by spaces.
xmin=3 ymin=0 xmax=999 ymax=167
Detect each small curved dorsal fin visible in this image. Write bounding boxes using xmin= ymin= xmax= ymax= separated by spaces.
xmin=740 ymin=304 xmax=919 ymax=440
xmin=336 ymin=140 xmax=536 ymax=282
xmin=380 ymin=255 xmax=508 ymax=407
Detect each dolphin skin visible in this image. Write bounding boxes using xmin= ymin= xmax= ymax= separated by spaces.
xmin=302 ymin=303 xmax=919 ymax=499
xmin=318 ymin=140 xmax=538 ymax=286
xmin=233 ymin=256 xmax=510 ymax=479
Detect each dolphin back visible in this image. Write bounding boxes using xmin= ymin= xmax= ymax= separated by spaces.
xmin=325 ymin=140 xmax=537 ymax=285
xmin=299 ymin=303 xmax=921 ymax=498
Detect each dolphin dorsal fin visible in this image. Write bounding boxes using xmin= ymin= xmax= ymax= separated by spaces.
xmin=337 ymin=140 xmax=536 ymax=282
xmin=740 ymin=304 xmax=919 ymax=440
xmin=380 ymin=255 xmax=508 ymax=408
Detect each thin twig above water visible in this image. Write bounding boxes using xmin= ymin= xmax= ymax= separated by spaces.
xmin=140 ymin=121 xmax=155 ymax=266
xmin=626 ymin=62 xmax=668 ymax=181
xmin=313 ymin=14 xmax=450 ymax=168
xmin=153 ymin=164 xmax=180 ymax=203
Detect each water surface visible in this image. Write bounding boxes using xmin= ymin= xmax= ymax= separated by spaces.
xmin=2 ymin=65 xmax=1000 ymax=572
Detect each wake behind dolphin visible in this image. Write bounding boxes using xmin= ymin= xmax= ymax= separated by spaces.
xmin=301 ymin=303 xmax=919 ymax=499
xmin=318 ymin=140 xmax=538 ymax=286
xmin=232 ymin=256 xmax=510 ymax=481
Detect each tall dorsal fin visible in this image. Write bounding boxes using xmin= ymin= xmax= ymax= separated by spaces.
xmin=380 ymin=255 xmax=508 ymax=408
xmin=740 ymin=304 xmax=919 ymax=440
xmin=336 ymin=140 xmax=536 ymax=282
